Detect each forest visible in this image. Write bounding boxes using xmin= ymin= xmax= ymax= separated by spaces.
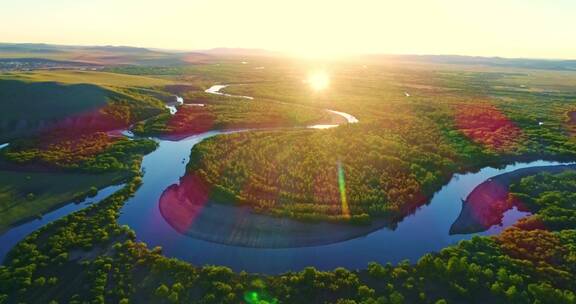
xmin=510 ymin=170 xmax=576 ymax=231
xmin=183 ymin=64 xmax=576 ymax=224
xmin=0 ymin=166 xmax=574 ymax=303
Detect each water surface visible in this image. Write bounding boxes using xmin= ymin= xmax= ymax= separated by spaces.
xmin=117 ymin=131 xmax=568 ymax=273
xmin=205 ymin=85 xmax=254 ymax=100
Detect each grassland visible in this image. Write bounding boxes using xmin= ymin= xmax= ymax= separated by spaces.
xmin=0 ymin=169 xmax=126 ymax=232
xmin=0 ymin=43 xmax=211 ymax=66
xmin=0 ymin=70 xmax=172 ymax=141
xmin=0 ymin=80 xmax=107 ymax=123
xmin=0 ymin=70 xmax=173 ymax=88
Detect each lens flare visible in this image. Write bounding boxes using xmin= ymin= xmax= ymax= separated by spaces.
xmin=307 ymin=71 xmax=330 ymax=91
xmin=244 ymin=290 xmax=278 ymax=304
xmin=338 ymin=161 xmax=351 ymax=218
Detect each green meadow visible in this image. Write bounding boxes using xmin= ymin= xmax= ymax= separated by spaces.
xmin=0 ymin=170 xmax=127 ymax=232
xmin=0 ymin=70 xmax=173 ymax=88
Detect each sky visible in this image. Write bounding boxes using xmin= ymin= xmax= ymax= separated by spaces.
xmin=1 ymin=0 xmax=575 ymax=59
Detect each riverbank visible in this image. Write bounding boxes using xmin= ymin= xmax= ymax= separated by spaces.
xmin=159 ymin=173 xmax=391 ymax=248
xmin=0 ymin=169 xmax=129 ymax=234
xmin=450 ymin=163 xmax=576 ymax=234
xmin=121 ymin=155 xmax=571 ymax=273
xmin=204 ymin=84 xmax=254 ymax=100
xmin=156 ymin=84 xmax=358 ymax=140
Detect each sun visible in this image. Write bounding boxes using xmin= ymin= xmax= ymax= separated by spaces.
xmin=307 ymin=71 xmax=330 ymax=91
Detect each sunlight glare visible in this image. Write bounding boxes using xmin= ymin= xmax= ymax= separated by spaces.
xmin=338 ymin=161 xmax=351 ymax=219
xmin=307 ymin=71 xmax=330 ymax=91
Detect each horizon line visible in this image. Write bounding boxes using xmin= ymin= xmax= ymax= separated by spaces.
xmin=1 ymin=41 xmax=575 ymax=62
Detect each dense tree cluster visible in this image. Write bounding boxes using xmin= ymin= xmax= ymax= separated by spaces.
xmin=1 ymin=132 xmax=115 ymax=165
xmin=180 ymin=65 xmax=576 ymax=224
xmin=1 ymin=136 xmax=157 ymax=174
xmin=509 ymin=170 xmax=576 ymax=230
xmin=188 ymin=120 xmax=459 ymax=223
xmin=1 ymin=166 xmax=574 ymax=303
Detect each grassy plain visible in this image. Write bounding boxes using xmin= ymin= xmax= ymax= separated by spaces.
xmin=0 ymin=70 xmax=173 ymax=88
xmin=0 ymin=80 xmax=107 ymax=123
xmin=0 ymin=170 xmax=126 ymax=232
xmin=0 ymin=70 xmax=172 ymax=142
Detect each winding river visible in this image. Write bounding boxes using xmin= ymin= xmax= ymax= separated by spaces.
xmin=1 ymin=84 xmax=574 ymax=274
xmin=204 ymin=84 xmax=254 ymax=100
xmin=165 ymin=95 xmax=184 ymax=115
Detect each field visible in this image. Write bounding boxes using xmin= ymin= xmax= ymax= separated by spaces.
xmin=0 ymin=170 xmax=127 ymax=232
xmin=0 ymin=70 xmax=174 ymax=142
xmin=0 ymin=43 xmax=212 ymax=66
xmin=0 ymin=80 xmax=107 ymax=141
xmin=0 ymin=70 xmax=173 ymax=87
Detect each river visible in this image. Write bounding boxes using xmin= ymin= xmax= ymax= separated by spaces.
xmin=204 ymin=84 xmax=254 ymax=100
xmin=1 ymin=84 xmax=573 ymax=274
xmin=117 ymin=135 xmax=569 ymax=273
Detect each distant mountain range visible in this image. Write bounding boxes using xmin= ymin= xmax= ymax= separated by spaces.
xmin=385 ymin=54 xmax=576 ymax=71
xmin=195 ymin=47 xmax=279 ymax=57
xmin=0 ymin=43 xmax=575 ymax=71
xmin=0 ymin=43 xmax=211 ymax=66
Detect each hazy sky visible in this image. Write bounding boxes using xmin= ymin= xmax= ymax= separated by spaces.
xmin=1 ymin=0 xmax=574 ymax=59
